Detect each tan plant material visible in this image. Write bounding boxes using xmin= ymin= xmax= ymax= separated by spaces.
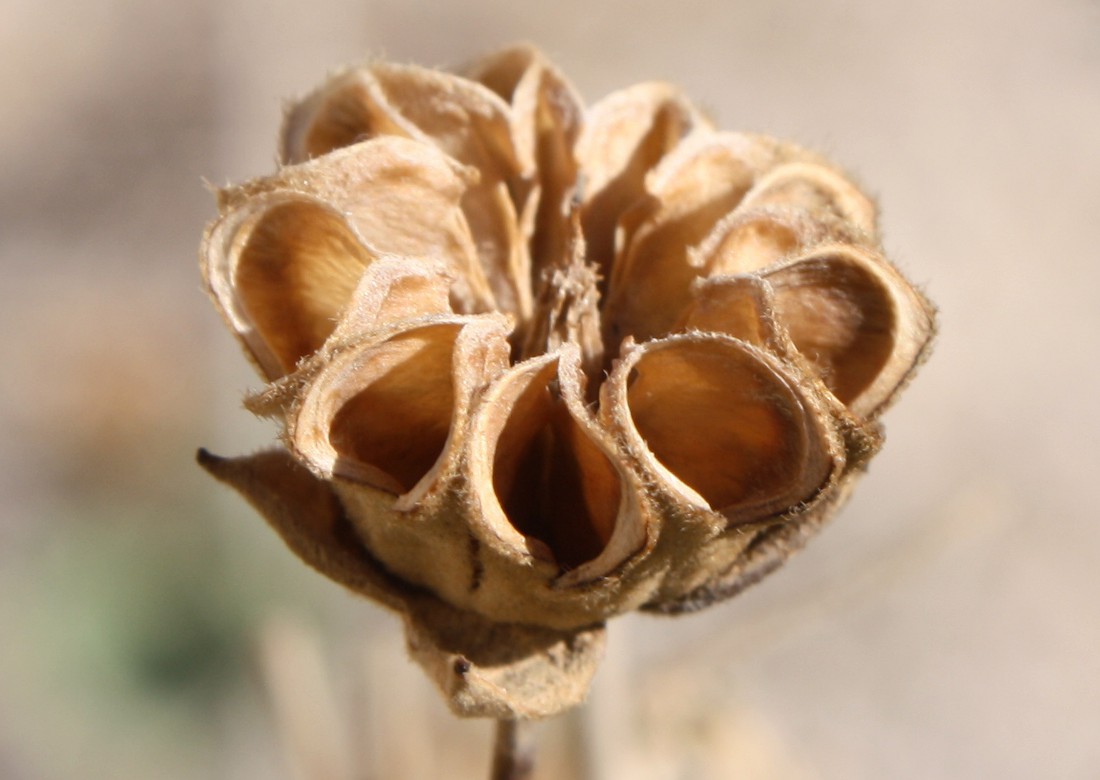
xmin=198 ymin=44 xmax=935 ymax=719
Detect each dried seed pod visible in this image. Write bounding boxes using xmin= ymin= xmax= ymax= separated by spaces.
xmin=199 ymin=44 xmax=935 ymax=719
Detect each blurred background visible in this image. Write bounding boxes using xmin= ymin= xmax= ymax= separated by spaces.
xmin=1 ymin=0 xmax=1097 ymax=777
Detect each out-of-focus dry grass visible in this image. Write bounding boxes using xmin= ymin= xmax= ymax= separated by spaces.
xmin=1 ymin=1 xmax=1098 ymax=778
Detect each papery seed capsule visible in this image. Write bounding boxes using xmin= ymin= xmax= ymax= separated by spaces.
xmin=199 ymin=43 xmax=935 ymax=718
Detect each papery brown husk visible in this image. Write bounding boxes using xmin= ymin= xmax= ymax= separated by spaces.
xmin=198 ymin=43 xmax=935 ymax=719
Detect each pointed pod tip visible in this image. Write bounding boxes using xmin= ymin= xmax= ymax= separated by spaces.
xmin=196 ymin=447 xmax=257 ymax=487
xmin=195 ymin=446 xmax=222 ymax=471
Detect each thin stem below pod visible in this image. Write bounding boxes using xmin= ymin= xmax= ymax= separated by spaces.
xmin=490 ymin=717 xmax=535 ymax=780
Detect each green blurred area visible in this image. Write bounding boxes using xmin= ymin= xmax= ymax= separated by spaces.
xmin=0 ymin=471 xmax=348 ymax=778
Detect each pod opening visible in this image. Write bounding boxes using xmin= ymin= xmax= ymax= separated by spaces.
xmin=624 ymin=339 xmax=826 ymax=517
xmin=327 ymin=326 xmax=459 ymax=494
xmin=235 ymin=200 xmax=372 ymax=374
xmin=490 ymin=362 xmax=621 ymax=569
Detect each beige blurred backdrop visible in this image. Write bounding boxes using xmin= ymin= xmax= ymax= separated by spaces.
xmin=1 ymin=0 xmax=1098 ymax=778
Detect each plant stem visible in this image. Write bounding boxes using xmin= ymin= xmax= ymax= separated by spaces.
xmin=490 ymin=718 xmax=534 ymax=780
